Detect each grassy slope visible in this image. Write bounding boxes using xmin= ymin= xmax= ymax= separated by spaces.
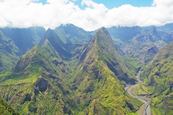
xmin=69 ymin=28 xmax=141 ymax=115
xmin=0 ymin=98 xmax=18 ymax=115
xmin=0 ymin=28 xmax=142 ymax=114
xmin=72 ymin=60 xmax=141 ymax=115
xmin=142 ymin=42 xmax=173 ymax=114
xmin=0 ymin=40 xmax=70 ymax=114
xmin=0 ymin=31 xmax=19 ymax=71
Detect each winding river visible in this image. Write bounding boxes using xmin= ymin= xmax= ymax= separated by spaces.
xmin=126 ymin=71 xmax=151 ymax=115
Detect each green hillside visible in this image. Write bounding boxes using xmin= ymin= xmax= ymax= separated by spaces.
xmin=69 ymin=28 xmax=141 ymax=114
xmin=0 ymin=28 xmax=141 ymax=114
xmin=0 ymin=97 xmax=17 ymax=115
xmin=142 ymin=42 xmax=173 ymax=114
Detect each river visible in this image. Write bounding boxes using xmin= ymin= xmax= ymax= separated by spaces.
xmin=126 ymin=70 xmax=151 ymax=115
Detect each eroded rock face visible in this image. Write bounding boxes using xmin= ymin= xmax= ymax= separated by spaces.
xmin=106 ymin=60 xmax=136 ymax=85
xmin=34 ymin=77 xmax=48 ymax=95
xmin=22 ymin=93 xmax=32 ymax=104
xmin=147 ymin=47 xmax=158 ymax=54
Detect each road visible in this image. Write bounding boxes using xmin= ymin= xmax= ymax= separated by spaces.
xmin=126 ymin=71 xmax=151 ymax=115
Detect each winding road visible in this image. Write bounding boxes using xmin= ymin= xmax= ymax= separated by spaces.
xmin=126 ymin=71 xmax=151 ymax=115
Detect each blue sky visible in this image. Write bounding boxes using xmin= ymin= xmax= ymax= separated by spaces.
xmin=38 ymin=0 xmax=153 ymax=8
xmin=35 ymin=0 xmax=47 ymax=4
xmin=93 ymin=0 xmax=153 ymax=8
xmin=77 ymin=0 xmax=153 ymax=8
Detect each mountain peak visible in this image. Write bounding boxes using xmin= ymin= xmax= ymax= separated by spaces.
xmin=95 ymin=27 xmax=112 ymax=41
xmin=96 ymin=27 xmax=107 ymax=32
xmin=92 ymin=27 xmax=116 ymax=55
xmin=95 ymin=27 xmax=113 ymax=41
xmin=79 ymin=27 xmax=113 ymax=63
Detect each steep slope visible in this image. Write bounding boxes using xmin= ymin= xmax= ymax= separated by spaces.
xmin=42 ymin=29 xmax=72 ymax=59
xmin=0 ymin=27 xmax=46 ymax=72
xmin=0 ymin=25 xmax=88 ymax=72
xmin=70 ymin=28 xmax=141 ymax=114
xmin=108 ymin=26 xmax=141 ymax=43
xmin=1 ymin=27 xmax=46 ymax=54
xmin=126 ymin=33 xmax=161 ymax=64
xmin=142 ymin=42 xmax=173 ymax=114
xmin=0 ymin=27 xmax=141 ymax=114
xmin=108 ymin=25 xmax=173 ymax=64
xmin=0 ymin=29 xmax=72 ymax=114
xmin=81 ymin=28 xmax=136 ymax=84
xmin=55 ymin=24 xmax=91 ymax=44
xmin=0 ymin=31 xmax=19 ymax=72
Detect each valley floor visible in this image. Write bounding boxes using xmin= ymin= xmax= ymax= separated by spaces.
xmin=126 ymin=71 xmax=151 ymax=115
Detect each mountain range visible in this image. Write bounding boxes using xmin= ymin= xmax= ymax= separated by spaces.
xmin=0 ymin=23 xmax=173 ymax=114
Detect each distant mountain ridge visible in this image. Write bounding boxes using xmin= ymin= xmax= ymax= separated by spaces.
xmin=108 ymin=24 xmax=173 ymax=63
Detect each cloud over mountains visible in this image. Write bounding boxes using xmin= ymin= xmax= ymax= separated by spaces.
xmin=0 ymin=0 xmax=173 ymax=31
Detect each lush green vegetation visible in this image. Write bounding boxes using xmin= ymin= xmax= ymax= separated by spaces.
xmin=2 ymin=24 xmax=173 ymax=114
xmin=142 ymin=42 xmax=173 ymax=114
xmin=0 ymin=98 xmax=17 ymax=115
xmin=68 ymin=28 xmax=142 ymax=114
xmin=0 ymin=28 xmax=142 ymax=114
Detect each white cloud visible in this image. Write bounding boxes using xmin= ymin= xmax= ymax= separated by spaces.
xmin=0 ymin=0 xmax=173 ymax=31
